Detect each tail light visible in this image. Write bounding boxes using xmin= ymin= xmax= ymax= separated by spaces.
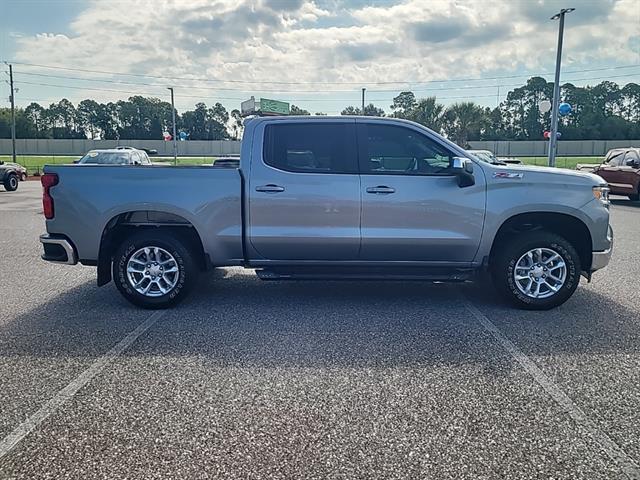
xmin=41 ymin=173 xmax=59 ymax=219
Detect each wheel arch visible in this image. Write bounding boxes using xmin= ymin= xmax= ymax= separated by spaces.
xmin=489 ymin=212 xmax=593 ymax=272
xmin=97 ymin=210 xmax=209 ymax=286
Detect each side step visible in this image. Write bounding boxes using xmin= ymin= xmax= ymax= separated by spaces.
xmin=255 ymin=266 xmax=475 ymax=282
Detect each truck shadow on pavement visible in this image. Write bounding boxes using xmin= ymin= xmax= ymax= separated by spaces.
xmin=611 ymin=199 xmax=640 ymax=209
xmin=4 ymin=269 xmax=637 ymax=371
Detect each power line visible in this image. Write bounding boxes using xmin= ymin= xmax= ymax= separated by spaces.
xmin=13 ymin=72 xmax=640 ymax=103
xmin=13 ymin=79 xmax=511 ymax=102
xmin=6 ymin=60 xmax=640 ymax=86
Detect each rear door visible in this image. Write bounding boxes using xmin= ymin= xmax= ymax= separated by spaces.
xmin=248 ymin=120 xmax=361 ymax=261
xmin=357 ymin=120 xmax=485 ymax=263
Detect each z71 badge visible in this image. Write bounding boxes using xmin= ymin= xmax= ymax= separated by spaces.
xmin=493 ymin=172 xmax=524 ymax=179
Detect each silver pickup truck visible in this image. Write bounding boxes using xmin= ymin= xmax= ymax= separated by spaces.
xmin=40 ymin=116 xmax=613 ymax=310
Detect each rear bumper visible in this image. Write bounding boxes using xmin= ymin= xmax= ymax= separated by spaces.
xmin=590 ymin=225 xmax=613 ymax=272
xmin=39 ymin=234 xmax=78 ymax=265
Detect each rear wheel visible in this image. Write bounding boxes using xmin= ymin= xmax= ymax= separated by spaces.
xmin=491 ymin=231 xmax=581 ymax=310
xmin=113 ymin=230 xmax=198 ymax=308
xmin=3 ymin=173 xmax=18 ymax=191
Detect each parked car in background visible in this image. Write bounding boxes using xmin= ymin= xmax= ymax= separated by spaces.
xmin=77 ymin=148 xmax=152 ymax=165
xmin=2 ymin=162 xmax=28 ymax=181
xmin=40 ymin=116 xmax=612 ymax=311
xmin=577 ymin=147 xmax=640 ymax=201
xmin=468 ymin=150 xmax=523 ymax=166
xmin=0 ymin=161 xmax=24 ymax=191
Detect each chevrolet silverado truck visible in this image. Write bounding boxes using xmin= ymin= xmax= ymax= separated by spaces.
xmin=39 ymin=116 xmax=613 ymax=310
xmin=577 ymin=148 xmax=640 ymax=201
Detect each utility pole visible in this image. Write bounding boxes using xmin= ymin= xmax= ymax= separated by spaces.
xmin=167 ymin=87 xmax=177 ymax=165
xmin=548 ymin=7 xmax=574 ymax=167
xmin=361 ymin=88 xmax=366 ymax=115
xmin=8 ymin=64 xmax=17 ymax=164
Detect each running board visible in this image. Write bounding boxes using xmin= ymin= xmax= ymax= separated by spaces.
xmin=255 ymin=267 xmax=474 ymax=282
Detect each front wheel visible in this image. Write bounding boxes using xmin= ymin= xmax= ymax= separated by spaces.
xmin=491 ymin=231 xmax=581 ymax=310
xmin=113 ymin=230 xmax=198 ymax=308
xmin=3 ymin=173 xmax=19 ymax=191
xmin=629 ymin=191 xmax=639 ymax=201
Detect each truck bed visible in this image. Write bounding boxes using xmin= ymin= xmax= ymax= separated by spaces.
xmin=43 ymin=164 xmax=244 ymax=264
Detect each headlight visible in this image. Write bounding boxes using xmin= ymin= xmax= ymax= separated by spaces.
xmin=593 ymin=185 xmax=610 ymax=206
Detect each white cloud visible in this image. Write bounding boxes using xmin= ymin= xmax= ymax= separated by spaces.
xmin=10 ymin=0 xmax=640 ymax=111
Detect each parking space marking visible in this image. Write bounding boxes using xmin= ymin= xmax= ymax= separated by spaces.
xmin=460 ymin=296 xmax=640 ymax=479
xmin=0 ymin=310 xmax=166 ymax=461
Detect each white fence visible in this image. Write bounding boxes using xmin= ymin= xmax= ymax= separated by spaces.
xmin=0 ymin=139 xmax=241 ymax=157
xmin=1 ymin=138 xmax=639 ymax=157
xmin=467 ymin=140 xmax=639 ymax=157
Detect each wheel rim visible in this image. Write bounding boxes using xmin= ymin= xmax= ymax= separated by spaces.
xmin=126 ymin=246 xmax=179 ymax=297
xmin=513 ymin=247 xmax=567 ymax=299
xmin=9 ymin=177 xmax=17 ymax=189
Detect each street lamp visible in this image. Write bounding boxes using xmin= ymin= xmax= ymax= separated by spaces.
xmin=548 ymin=7 xmax=575 ymax=167
xmin=167 ymin=87 xmax=178 ymax=165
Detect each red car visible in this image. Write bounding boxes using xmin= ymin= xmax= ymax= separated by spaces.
xmin=592 ymin=148 xmax=640 ymax=201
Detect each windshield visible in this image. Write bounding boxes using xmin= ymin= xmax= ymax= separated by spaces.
xmin=79 ymin=152 xmax=130 ymax=164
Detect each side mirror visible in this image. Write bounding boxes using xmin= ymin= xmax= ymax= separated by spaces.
xmin=72 ymin=160 xmax=80 ymax=164
xmin=451 ymin=157 xmax=475 ymax=188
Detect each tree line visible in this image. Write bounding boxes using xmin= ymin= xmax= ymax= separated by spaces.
xmin=0 ymin=78 xmax=638 ymax=144
xmin=339 ymin=79 xmax=639 ymax=145
xmin=0 ymin=96 xmax=243 ymax=141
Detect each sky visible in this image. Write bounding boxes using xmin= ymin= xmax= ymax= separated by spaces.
xmin=1 ymin=0 xmax=639 ymax=116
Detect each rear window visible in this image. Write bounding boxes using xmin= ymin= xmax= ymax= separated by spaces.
xmin=263 ymin=123 xmax=357 ymax=174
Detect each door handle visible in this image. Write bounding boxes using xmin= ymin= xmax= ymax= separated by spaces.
xmin=255 ymin=184 xmax=285 ymax=193
xmin=366 ymin=186 xmax=395 ymax=194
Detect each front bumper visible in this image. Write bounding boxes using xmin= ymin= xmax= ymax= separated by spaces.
xmin=40 ymin=234 xmax=78 ymax=265
xmin=590 ymin=225 xmax=613 ymax=272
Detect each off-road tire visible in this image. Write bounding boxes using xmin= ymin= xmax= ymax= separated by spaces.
xmin=113 ymin=230 xmax=198 ymax=309
xmin=491 ymin=231 xmax=581 ymax=310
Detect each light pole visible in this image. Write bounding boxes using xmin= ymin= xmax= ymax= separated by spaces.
xmin=7 ymin=63 xmax=17 ymax=164
xmin=361 ymin=88 xmax=366 ymax=114
xmin=167 ymin=87 xmax=178 ymax=165
xmin=548 ymin=7 xmax=574 ymax=167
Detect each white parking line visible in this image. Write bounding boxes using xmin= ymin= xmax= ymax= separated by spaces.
xmin=460 ymin=296 xmax=640 ymax=479
xmin=0 ymin=310 xmax=166 ymax=461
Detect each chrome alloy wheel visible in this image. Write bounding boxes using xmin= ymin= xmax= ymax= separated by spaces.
xmin=126 ymin=246 xmax=179 ymax=297
xmin=513 ymin=247 xmax=567 ymax=299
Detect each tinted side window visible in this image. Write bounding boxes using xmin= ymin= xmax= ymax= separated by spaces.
xmin=357 ymin=124 xmax=454 ymax=175
xmin=263 ymin=123 xmax=357 ymax=174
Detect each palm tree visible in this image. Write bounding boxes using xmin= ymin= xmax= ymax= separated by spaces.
xmin=443 ymin=102 xmax=488 ymax=147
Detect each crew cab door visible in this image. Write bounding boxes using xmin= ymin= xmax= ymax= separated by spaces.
xmin=248 ymin=120 xmax=361 ymax=260
xmin=356 ymin=121 xmax=485 ymax=263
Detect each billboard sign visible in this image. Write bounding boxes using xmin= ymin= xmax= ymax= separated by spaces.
xmin=259 ymin=98 xmax=290 ymax=115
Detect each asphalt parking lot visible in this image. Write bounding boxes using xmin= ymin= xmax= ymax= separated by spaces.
xmin=1 ymin=181 xmax=639 ymax=479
